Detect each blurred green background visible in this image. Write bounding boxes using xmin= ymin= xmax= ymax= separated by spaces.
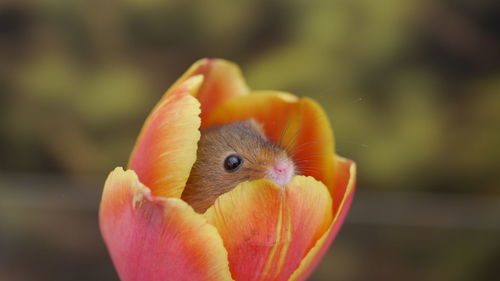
xmin=0 ymin=0 xmax=499 ymax=280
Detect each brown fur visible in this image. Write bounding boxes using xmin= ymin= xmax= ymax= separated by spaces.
xmin=181 ymin=119 xmax=292 ymax=213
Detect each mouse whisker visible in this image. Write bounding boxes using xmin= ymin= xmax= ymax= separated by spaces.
xmin=295 ymin=167 xmax=317 ymax=176
xmin=293 ymin=159 xmax=321 ymax=165
xmin=285 ymin=140 xmax=331 ymax=158
xmin=283 ymin=129 xmax=302 ymax=153
xmin=293 ymin=153 xmax=324 ymax=159
xmin=277 ymin=118 xmax=291 ymax=149
xmin=277 ymin=122 xmax=302 ymax=154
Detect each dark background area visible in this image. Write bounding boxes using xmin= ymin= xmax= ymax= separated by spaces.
xmin=0 ymin=0 xmax=499 ymax=280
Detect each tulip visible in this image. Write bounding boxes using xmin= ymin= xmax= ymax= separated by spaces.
xmin=99 ymin=58 xmax=356 ymax=281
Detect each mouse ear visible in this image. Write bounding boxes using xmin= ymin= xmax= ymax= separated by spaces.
xmin=245 ymin=118 xmax=266 ymax=137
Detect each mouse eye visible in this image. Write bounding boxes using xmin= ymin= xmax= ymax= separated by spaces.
xmin=224 ymin=154 xmax=243 ymax=172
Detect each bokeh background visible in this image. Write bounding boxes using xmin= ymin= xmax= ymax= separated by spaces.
xmin=1 ymin=0 xmax=499 ymax=280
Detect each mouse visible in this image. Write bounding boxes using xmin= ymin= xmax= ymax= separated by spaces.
xmin=181 ymin=119 xmax=296 ymax=213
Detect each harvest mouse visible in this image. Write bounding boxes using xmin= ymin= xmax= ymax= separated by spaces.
xmin=181 ymin=119 xmax=296 ymax=213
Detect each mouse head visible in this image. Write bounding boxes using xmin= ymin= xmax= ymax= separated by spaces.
xmin=186 ymin=119 xmax=295 ymax=203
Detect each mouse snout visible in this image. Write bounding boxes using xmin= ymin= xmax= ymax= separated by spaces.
xmin=266 ymin=158 xmax=295 ymax=186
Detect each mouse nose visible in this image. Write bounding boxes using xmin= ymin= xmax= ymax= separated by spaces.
xmin=274 ymin=162 xmax=288 ymax=175
xmin=267 ymin=159 xmax=295 ymax=186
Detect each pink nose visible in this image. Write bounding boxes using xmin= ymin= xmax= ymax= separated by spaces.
xmin=274 ymin=166 xmax=286 ymax=175
xmin=267 ymin=159 xmax=295 ymax=186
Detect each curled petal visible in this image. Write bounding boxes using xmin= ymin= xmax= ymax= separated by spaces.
xmin=292 ymin=97 xmax=336 ymax=190
xmin=206 ymin=91 xmax=336 ymax=189
xmin=204 ymin=176 xmax=333 ymax=281
xmin=99 ymin=168 xmax=233 ymax=281
xmin=128 ymin=76 xmax=202 ymax=198
xmin=289 ymin=156 xmax=356 ymax=281
xmin=166 ymin=58 xmax=250 ymax=127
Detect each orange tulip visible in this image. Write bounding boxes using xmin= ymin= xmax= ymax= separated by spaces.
xmin=99 ymin=59 xmax=356 ymax=281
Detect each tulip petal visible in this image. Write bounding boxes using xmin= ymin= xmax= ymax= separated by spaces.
xmin=206 ymin=91 xmax=336 ymax=190
xmin=99 ymin=167 xmax=234 ymax=281
xmin=205 ymin=91 xmax=298 ymax=141
xmin=128 ymin=76 xmax=202 ymax=198
xmin=164 ymin=58 xmax=250 ymax=127
xmin=293 ymin=97 xmax=336 ymax=190
xmin=288 ymin=156 xmax=356 ymax=281
xmin=204 ymin=176 xmax=333 ymax=281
